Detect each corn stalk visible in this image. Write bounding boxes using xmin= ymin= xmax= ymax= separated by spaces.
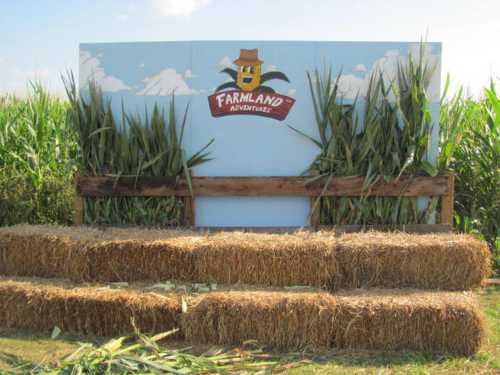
xmin=289 ymin=46 xmax=438 ymax=225
xmin=64 ymin=73 xmax=213 ymax=226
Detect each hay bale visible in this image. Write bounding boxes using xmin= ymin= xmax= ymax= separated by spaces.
xmin=183 ymin=292 xmax=337 ymax=350
xmin=0 ymin=225 xmax=491 ymax=290
xmin=0 ymin=225 xmax=336 ymax=287
xmin=194 ymin=232 xmax=335 ymax=287
xmin=182 ymin=290 xmax=485 ymax=355
xmin=0 ymin=232 xmax=88 ymax=279
xmin=0 ymin=277 xmax=181 ymax=337
xmin=0 ymin=225 xmax=201 ymax=283
xmin=333 ymin=232 xmax=491 ymax=290
xmin=0 ymin=276 xmax=485 ymax=355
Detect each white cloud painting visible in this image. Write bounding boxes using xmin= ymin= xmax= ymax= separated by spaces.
xmin=79 ymin=50 xmax=131 ymax=92
xmin=137 ymin=68 xmax=198 ymax=96
xmin=337 ymin=44 xmax=441 ymax=102
xmin=353 ymin=64 xmax=367 ymax=73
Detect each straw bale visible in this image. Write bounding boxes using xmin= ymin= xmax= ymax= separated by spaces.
xmin=0 ymin=277 xmax=181 ymax=337
xmin=0 ymin=231 xmax=88 ymax=279
xmin=182 ymin=289 xmax=485 ymax=355
xmin=0 ymin=225 xmax=202 ymax=283
xmin=333 ymin=232 xmax=491 ymax=290
xmin=0 ymin=225 xmax=491 ymax=290
xmin=194 ymin=231 xmax=335 ymax=287
xmin=183 ymin=292 xmax=338 ymax=350
xmin=0 ymin=276 xmax=485 ymax=355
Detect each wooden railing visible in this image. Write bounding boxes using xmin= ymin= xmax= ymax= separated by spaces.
xmin=74 ymin=174 xmax=454 ymax=229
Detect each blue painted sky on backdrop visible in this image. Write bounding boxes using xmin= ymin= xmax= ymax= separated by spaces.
xmin=0 ymin=0 xmax=499 ymax=97
xmin=78 ymin=40 xmax=442 ymax=173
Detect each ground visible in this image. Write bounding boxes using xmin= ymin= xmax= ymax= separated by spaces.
xmin=1 ymin=286 xmax=498 ymax=374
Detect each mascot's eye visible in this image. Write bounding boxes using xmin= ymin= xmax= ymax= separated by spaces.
xmin=250 ymin=67 xmax=255 ymax=74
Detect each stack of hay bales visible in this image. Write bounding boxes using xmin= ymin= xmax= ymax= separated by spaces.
xmin=0 ymin=224 xmax=491 ymax=355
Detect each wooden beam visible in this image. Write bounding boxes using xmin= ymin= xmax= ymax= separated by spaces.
xmin=310 ymin=197 xmax=321 ymax=227
xmin=440 ymin=173 xmax=455 ymax=225
xmin=183 ymin=196 xmax=195 ymax=226
xmin=73 ymin=196 xmax=84 ymax=225
xmin=77 ymin=175 xmax=450 ymax=198
xmin=76 ymin=176 xmax=183 ymax=197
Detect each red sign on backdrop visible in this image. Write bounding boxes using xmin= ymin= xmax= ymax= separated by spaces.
xmin=208 ymin=90 xmax=295 ymax=121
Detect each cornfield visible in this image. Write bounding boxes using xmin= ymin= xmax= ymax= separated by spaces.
xmin=0 ymin=84 xmax=77 ymax=225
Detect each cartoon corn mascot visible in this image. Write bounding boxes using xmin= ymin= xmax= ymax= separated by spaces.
xmin=215 ymin=49 xmax=290 ymax=93
xmin=208 ymin=48 xmax=295 ymax=121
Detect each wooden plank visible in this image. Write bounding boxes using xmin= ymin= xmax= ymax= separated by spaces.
xmin=183 ymin=196 xmax=195 ymax=226
xmin=331 ymin=175 xmax=449 ymax=197
xmin=73 ymin=196 xmax=84 ymax=225
xmin=310 ymin=197 xmax=321 ymax=227
xmin=76 ymin=176 xmax=183 ymax=197
xmin=190 ymin=175 xmax=449 ymax=197
xmin=77 ymin=175 xmax=450 ymax=198
xmin=440 ymin=173 xmax=455 ymax=225
xmin=192 ymin=176 xmax=311 ymax=196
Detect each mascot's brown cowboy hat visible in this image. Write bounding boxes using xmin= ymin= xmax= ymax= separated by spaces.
xmin=233 ymin=49 xmax=263 ymax=66
xmin=215 ymin=48 xmax=290 ymax=93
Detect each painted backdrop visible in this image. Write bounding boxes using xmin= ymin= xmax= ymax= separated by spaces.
xmin=79 ymin=41 xmax=442 ymax=227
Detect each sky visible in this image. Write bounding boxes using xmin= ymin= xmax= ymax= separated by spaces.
xmin=0 ymin=0 xmax=499 ymax=98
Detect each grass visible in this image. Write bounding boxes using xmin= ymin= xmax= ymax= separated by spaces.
xmin=0 ymin=286 xmax=498 ymax=374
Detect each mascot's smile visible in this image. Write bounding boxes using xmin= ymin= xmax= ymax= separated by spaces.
xmin=215 ymin=49 xmax=290 ymax=93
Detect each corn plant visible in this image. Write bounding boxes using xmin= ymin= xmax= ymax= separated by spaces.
xmin=0 ymin=84 xmax=77 ymax=225
xmin=289 ymin=47 xmax=438 ymax=225
xmin=64 ymin=73 xmax=213 ymax=226
xmin=440 ymin=80 xmax=499 ymax=274
xmin=438 ymin=75 xmax=467 ymax=171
